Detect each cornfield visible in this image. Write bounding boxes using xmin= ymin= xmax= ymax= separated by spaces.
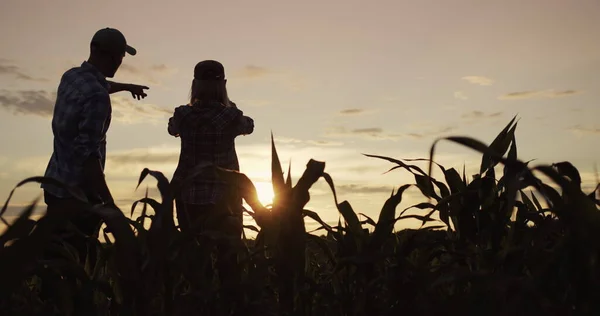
xmin=0 ymin=116 xmax=599 ymax=316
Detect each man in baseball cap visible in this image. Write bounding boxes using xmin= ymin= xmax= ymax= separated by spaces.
xmin=91 ymin=27 xmax=137 ymax=57
xmin=41 ymin=27 xmax=149 ymax=269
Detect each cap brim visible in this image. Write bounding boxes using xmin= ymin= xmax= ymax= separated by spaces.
xmin=125 ymin=45 xmax=137 ymax=56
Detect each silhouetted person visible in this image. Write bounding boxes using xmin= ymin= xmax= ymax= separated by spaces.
xmin=168 ymin=60 xmax=254 ymax=234
xmin=41 ymin=28 xmax=149 ymax=265
xmin=168 ymin=60 xmax=253 ymax=297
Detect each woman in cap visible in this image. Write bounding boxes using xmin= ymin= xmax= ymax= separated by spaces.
xmin=167 ymin=60 xmax=254 ymax=235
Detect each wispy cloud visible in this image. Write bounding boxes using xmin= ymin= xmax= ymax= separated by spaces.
xmin=0 ymin=89 xmax=170 ymax=124
xmin=340 ymin=165 xmax=387 ymax=174
xmin=234 ymin=65 xmax=306 ymax=91
xmin=235 ymin=99 xmax=273 ymax=107
xmin=406 ymin=126 xmax=457 ymax=139
xmin=0 ymin=59 xmax=48 ymax=82
xmin=461 ymin=110 xmax=503 ymax=119
xmin=273 ymin=136 xmax=344 ymax=147
xmin=0 ymin=89 xmax=55 ymax=117
xmin=499 ymin=89 xmax=583 ymax=100
xmin=326 ymin=123 xmax=458 ymax=141
xmin=454 ymin=91 xmax=468 ymax=100
xmin=336 ymin=184 xmax=394 ymax=195
xmin=117 ymin=63 xmax=178 ymax=85
xmin=111 ymin=96 xmax=171 ymax=124
xmin=118 ymin=64 xmax=141 ymax=75
xmin=462 ymin=76 xmax=494 ymax=86
xmin=150 ymin=64 xmax=176 ymax=73
xmin=354 ymin=128 xmax=384 ymax=134
xmin=7 ymin=147 xmax=179 ymax=180
xmin=14 ymin=156 xmax=48 ymax=174
xmin=568 ymin=125 xmax=600 ymax=136
xmin=107 ymin=149 xmax=179 ymax=165
xmin=0 ymin=205 xmax=46 ymax=219
xmin=338 ymin=108 xmax=378 ymax=116
xmin=339 ymin=108 xmax=365 ymax=115
xmin=237 ymin=65 xmax=273 ymax=79
xmin=326 ymin=126 xmax=402 ymax=141
xmin=119 ymin=63 xmax=177 ymax=75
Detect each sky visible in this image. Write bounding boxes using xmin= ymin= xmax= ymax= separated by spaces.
xmin=0 ymin=0 xmax=598 ymax=232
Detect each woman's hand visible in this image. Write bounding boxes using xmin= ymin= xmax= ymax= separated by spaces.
xmin=168 ymin=117 xmax=180 ymax=137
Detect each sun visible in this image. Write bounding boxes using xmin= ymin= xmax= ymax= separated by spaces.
xmin=253 ymin=181 xmax=275 ymax=206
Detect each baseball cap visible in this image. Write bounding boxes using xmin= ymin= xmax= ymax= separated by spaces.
xmin=91 ymin=28 xmax=137 ymax=56
xmin=194 ymin=60 xmax=225 ymax=80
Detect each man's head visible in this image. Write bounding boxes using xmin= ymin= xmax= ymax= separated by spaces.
xmin=89 ymin=28 xmax=136 ymax=78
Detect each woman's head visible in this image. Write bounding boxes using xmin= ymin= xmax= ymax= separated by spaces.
xmin=190 ymin=60 xmax=229 ymax=106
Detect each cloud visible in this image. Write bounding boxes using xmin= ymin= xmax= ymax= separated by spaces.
xmin=353 ymin=128 xmax=384 ymax=135
xmin=454 ymin=91 xmax=468 ymax=100
xmin=325 ymin=127 xmax=402 ymax=141
xmin=117 ymin=63 xmax=178 ymax=85
xmin=108 ymin=150 xmax=179 ymax=165
xmin=339 ymin=108 xmax=365 ymax=115
xmin=461 ymin=111 xmax=503 ymax=119
xmin=340 ymin=165 xmax=387 ymax=174
xmin=237 ymin=65 xmax=273 ymax=79
xmin=336 ymin=184 xmax=394 ymax=195
xmin=499 ymin=89 xmax=583 ymax=100
xmin=338 ymin=108 xmax=379 ymax=116
xmin=274 ymin=136 xmax=344 ymax=147
xmin=568 ymin=125 xmax=600 ymax=136
xmin=235 ymin=99 xmax=273 ymax=107
xmin=14 ymin=156 xmax=48 ymax=174
xmin=150 ymin=64 xmax=176 ymax=73
xmin=326 ymin=183 xmax=428 ymax=202
xmin=326 ymin=123 xmax=459 ymax=141
xmin=118 ymin=64 xmax=141 ymax=75
xmin=0 ymin=89 xmax=170 ymax=124
xmin=119 ymin=63 xmax=176 ymax=75
xmin=111 ymin=96 xmax=171 ymax=124
xmin=0 ymin=205 xmax=46 ymax=219
xmin=0 ymin=59 xmax=48 ymax=82
xmin=407 ymin=126 xmax=458 ymax=139
xmin=0 ymin=89 xmax=55 ymax=117
xmin=462 ymin=76 xmax=494 ymax=86
xmin=233 ymin=65 xmax=307 ymax=92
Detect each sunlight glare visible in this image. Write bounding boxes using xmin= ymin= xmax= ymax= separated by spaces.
xmin=253 ymin=181 xmax=275 ymax=206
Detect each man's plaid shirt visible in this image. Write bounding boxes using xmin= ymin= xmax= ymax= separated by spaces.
xmin=168 ymin=101 xmax=254 ymax=205
xmin=42 ymin=61 xmax=112 ymax=198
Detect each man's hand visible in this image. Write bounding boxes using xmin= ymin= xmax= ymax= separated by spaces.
xmin=127 ymin=84 xmax=149 ymax=100
xmin=102 ymin=194 xmax=116 ymax=207
xmin=107 ymin=81 xmax=149 ymax=100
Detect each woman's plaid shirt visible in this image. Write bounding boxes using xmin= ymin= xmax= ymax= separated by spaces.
xmin=168 ymin=101 xmax=254 ymax=205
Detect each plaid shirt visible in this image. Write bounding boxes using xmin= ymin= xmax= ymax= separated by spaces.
xmin=168 ymin=101 xmax=254 ymax=205
xmin=42 ymin=61 xmax=112 ymax=199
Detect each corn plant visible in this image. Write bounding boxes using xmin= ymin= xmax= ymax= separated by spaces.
xmin=0 ymin=117 xmax=598 ymax=316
